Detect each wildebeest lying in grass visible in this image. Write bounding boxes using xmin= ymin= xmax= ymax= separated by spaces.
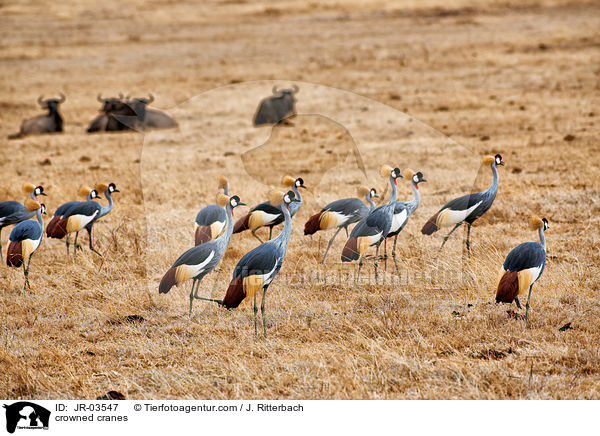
xmin=8 ymin=94 xmax=65 ymax=139
xmin=87 ymin=93 xmax=177 ymax=132
xmin=253 ymin=85 xmax=299 ymax=126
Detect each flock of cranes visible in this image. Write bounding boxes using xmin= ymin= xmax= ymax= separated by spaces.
xmin=0 ymin=152 xmax=549 ymax=336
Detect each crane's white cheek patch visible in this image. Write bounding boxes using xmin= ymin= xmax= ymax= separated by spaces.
xmin=249 ymin=211 xmax=280 ymax=229
xmin=390 ymin=210 xmax=408 ymax=234
xmin=320 ymin=211 xmax=347 ymax=229
xmin=436 ymin=202 xmax=481 ymax=228
xmin=517 ymin=266 xmax=542 ymax=295
xmin=66 ymin=212 xmax=98 ymax=233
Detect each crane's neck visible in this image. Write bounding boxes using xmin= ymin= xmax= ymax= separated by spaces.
xmin=388 ymin=175 xmax=398 ymax=204
xmin=273 ymin=203 xmax=293 ymax=253
xmin=35 ymin=208 xmax=44 ymax=232
xmin=538 ymin=228 xmax=546 ymax=251
xmin=488 ymin=163 xmax=499 ymax=195
xmin=29 ymin=190 xmax=37 ymax=201
xmin=223 ymin=184 xmax=229 ymax=196
xmin=366 ymin=193 xmax=376 ymax=210
xmin=218 ymin=203 xmax=235 ymax=248
xmin=99 ymin=190 xmax=114 ymax=218
xmin=292 ymin=185 xmax=302 ymax=203
xmin=408 ymin=180 xmax=421 ymax=210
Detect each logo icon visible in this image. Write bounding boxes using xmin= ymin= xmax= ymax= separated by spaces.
xmin=3 ymin=402 xmax=50 ymax=434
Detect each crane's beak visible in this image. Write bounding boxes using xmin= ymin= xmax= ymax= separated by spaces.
xmin=299 ymin=185 xmax=307 ymax=189
xmin=238 ymin=202 xmax=247 ymax=207
xmin=373 ymin=193 xmax=380 ymax=198
xmin=113 ymin=189 xmax=120 ymax=193
xmin=421 ymin=178 xmax=428 ymax=183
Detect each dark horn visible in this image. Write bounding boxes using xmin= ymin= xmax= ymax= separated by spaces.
xmin=147 ymin=93 xmax=154 ymax=104
xmin=119 ymin=93 xmax=124 ymax=100
xmin=292 ymin=84 xmax=299 ymax=93
xmin=272 ymin=85 xmax=279 ymax=94
xmin=37 ymin=95 xmax=45 ymax=107
xmin=58 ymin=92 xmax=66 ymax=103
xmin=97 ymin=93 xmax=104 ymax=102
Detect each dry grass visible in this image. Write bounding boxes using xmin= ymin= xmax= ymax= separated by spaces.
xmin=1 ymin=0 xmax=599 ymax=399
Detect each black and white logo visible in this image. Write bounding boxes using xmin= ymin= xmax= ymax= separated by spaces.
xmin=3 ymin=402 xmax=50 ymax=434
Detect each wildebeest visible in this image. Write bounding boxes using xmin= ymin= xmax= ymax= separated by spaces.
xmin=8 ymin=94 xmax=65 ymax=139
xmin=253 ymin=85 xmax=299 ymax=126
xmin=86 ymin=94 xmax=135 ymax=133
xmin=124 ymin=94 xmax=178 ymax=130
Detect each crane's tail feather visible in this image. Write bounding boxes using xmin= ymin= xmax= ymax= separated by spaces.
xmin=233 ymin=214 xmax=250 ymax=234
xmin=6 ymin=241 xmax=23 ymax=267
xmin=194 ymin=226 xmax=211 ymax=245
xmin=496 ymin=270 xmax=519 ymax=304
xmin=222 ymin=275 xmax=245 ymax=308
xmin=159 ymin=267 xmax=177 ymax=294
xmin=45 ymin=215 xmax=61 ymax=237
xmin=341 ymin=236 xmax=359 ymax=262
xmin=421 ymin=212 xmax=440 ymax=235
xmin=48 ymin=217 xmax=68 ymax=239
xmin=304 ymin=212 xmax=323 ymax=235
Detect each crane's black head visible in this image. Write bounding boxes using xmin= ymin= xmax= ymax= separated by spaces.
xmin=370 ymin=188 xmax=379 ymax=198
xmin=229 ymin=195 xmax=245 ymax=208
xmin=542 ymin=217 xmax=549 ymax=231
xmin=34 ymin=185 xmax=47 ymax=196
xmin=283 ymin=190 xmax=299 ymax=205
xmin=39 ymin=204 xmax=47 ymax=215
xmin=495 ymin=154 xmax=504 ymax=166
xmin=89 ymin=189 xmax=100 ymax=199
xmin=295 ymin=178 xmax=307 ymax=189
xmin=108 ymin=183 xmax=120 ymax=193
xmin=392 ymin=167 xmax=403 ymax=185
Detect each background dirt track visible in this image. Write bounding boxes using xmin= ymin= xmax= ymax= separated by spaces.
xmin=1 ymin=0 xmax=599 ymax=399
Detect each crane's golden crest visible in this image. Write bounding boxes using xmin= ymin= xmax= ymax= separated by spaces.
xmin=269 ymin=189 xmax=285 ymax=205
xmin=482 ymin=155 xmax=495 ymax=166
xmin=281 ymin=175 xmax=296 ymax=187
xmin=405 ymin=168 xmax=415 ymax=181
xmin=217 ymin=175 xmax=228 ymax=189
xmin=357 ymin=185 xmax=371 ymax=197
xmin=22 ymin=183 xmax=36 ymax=194
xmin=78 ymin=185 xmax=92 ymax=197
xmin=216 ymin=193 xmax=230 ymax=208
xmin=96 ymin=183 xmax=109 ymax=193
xmin=380 ymin=165 xmax=394 ymax=178
xmin=529 ymin=215 xmax=544 ymax=230
xmin=24 ymin=198 xmax=41 ymax=212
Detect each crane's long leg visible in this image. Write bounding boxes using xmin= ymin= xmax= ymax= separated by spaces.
xmin=86 ymin=226 xmax=103 ymax=257
xmin=392 ymin=234 xmax=401 ymax=276
xmin=439 ymin=223 xmax=463 ymax=252
xmin=524 ymin=284 xmax=534 ymax=329
xmin=251 ymin=229 xmax=264 ymax=244
xmin=189 ymin=278 xmax=198 ymax=318
xmin=23 ymin=254 xmax=33 ymax=290
xmin=321 ymin=226 xmax=342 ymax=264
xmin=73 ymin=232 xmax=79 ymax=259
xmin=193 ymin=276 xmax=203 ymax=299
xmin=465 ymin=223 xmax=472 ymax=256
xmin=384 ymin=238 xmax=388 ymax=272
xmin=515 ymin=297 xmax=522 ymax=310
xmin=344 ymin=226 xmax=349 ymax=238
xmin=268 ymin=227 xmax=273 ymax=241
xmin=357 ymin=255 xmax=364 ymax=282
xmin=65 ymin=234 xmax=71 ymax=255
xmin=261 ymin=286 xmax=268 ymax=338
xmin=253 ymin=292 xmax=259 ymax=338
xmin=374 ymin=244 xmax=380 ymax=282
xmin=0 ymin=227 xmax=4 ymax=263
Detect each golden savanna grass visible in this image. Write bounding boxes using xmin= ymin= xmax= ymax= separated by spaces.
xmin=1 ymin=0 xmax=599 ymax=399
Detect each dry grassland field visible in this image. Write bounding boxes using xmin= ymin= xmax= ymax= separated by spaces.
xmin=1 ymin=0 xmax=599 ymax=400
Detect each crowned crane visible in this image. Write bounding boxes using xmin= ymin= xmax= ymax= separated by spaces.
xmin=0 ymin=183 xmax=47 ymax=262
xmin=421 ymin=154 xmax=504 ymax=254
xmin=233 ymin=176 xmax=306 ymax=243
xmin=82 ymin=182 xmax=119 ymax=256
xmin=304 ymin=185 xmax=378 ymax=263
xmin=342 ymin=165 xmax=403 ymax=281
xmin=194 ymin=175 xmax=229 ymax=245
xmin=159 ymin=194 xmax=245 ymax=317
xmin=45 ymin=185 xmax=100 ymax=252
xmin=203 ymin=191 xmax=299 ymax=337
xmin=496 ymin=216 xmax=548 ymax=328
xmin=385 ymin=170 xmax=426 ymax=273
xmin=6 ymin=200 xmax=46 ymax=290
